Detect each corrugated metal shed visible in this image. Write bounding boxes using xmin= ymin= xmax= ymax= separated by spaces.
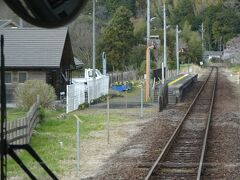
xmin=0 ymin=27 xmax=68 ymax=68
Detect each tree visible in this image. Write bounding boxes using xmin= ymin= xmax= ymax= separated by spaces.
xmin=129 ymin=45 xmax=146 ymax=69
xmin=99 ymin=6 xmax=135 ymax=71
xmin=203 ymin=4 xmax=240 ymax=50
xmin=188 ymin=32 xmax=202 ymax=64
xmin=104 ymin=0 xmax=136 ymax=16
xmin=69 ymin=15 xmax=93 ymax=67
xmin=169 ymin=0 xmax=195 ymax=27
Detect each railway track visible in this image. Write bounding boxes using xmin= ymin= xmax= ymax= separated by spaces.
xmin=145 ymin=67 xmax=218 ymax=180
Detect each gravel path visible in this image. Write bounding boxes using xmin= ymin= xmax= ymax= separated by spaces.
xmin=203 ymin=68 xmax=240 ymax=180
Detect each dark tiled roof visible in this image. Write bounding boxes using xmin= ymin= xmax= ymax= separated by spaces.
xmin=0 ymin=27 xmax=68 ymax=68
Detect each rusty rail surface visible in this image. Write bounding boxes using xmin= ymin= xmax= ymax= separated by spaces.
xmin=145 ymin=67 xmax=218 ymax=180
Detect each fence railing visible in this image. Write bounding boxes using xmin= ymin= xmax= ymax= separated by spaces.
xmin=67 ymin=76 xmax=109 ymax=113
xmin=6 ymin=96 xmax=40 ymax=145
xmin=66 ymin=82 xmax=85 ymax=114
xmin=109 ymin=71 xmax=137 ymax=85
xmin=87 ymin=76 xmax=109 ymax=104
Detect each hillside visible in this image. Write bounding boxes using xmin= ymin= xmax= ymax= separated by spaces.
xmin=0 ymin=0 xmax=239 ymax=70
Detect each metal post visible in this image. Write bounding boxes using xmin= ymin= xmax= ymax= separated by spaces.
xmin=125 ymin=90 xmax=128 ymax=109
xmin=201 ymin=23 xmax=204 ymax=61
xmin=140 ymin=85 xmax=143 ymax=118
xmin=163 ymin=4 xmax=167 ymax=78
xmin=1 ymin=34 xmax=7 ymax=180
xmin=148 ymin=48 xmax=151 ymax=100
xmin=107 ymin=96 xmax=110 ymax=144
xmin=76 ymin=120 xmax=80 ymax=171
xmin=162 ymin=62 xmax=165 ymax=84
xmin=176 ymin=25 xmax=179 ymax=75
xmin=92 ymin=0 xmax=96 ymax=99
xmin=145 ymin=48 xmax=149 ymax=101
xmin=146 ymin=0 xmax=150 ymax=100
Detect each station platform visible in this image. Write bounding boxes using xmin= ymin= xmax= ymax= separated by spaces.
xmin=168 ymin=74 xmax=198 ymax=104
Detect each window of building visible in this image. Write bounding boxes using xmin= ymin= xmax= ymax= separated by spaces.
xmin=18 ymin=72 xmax=27 ymax=83
xmin=5 ymin=72 xmax=12 ymax=83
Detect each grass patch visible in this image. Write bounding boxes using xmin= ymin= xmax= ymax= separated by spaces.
xmin=230 ymin=64 xmax=240 ymax=73
xmin=7 ymin=107 xmax=132 ymax=178
xmin=7 ymin=108 xmax=27 ymax=121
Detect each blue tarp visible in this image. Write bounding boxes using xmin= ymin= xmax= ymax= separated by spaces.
xmin=112 ymin=85 xmax=131 ymax=92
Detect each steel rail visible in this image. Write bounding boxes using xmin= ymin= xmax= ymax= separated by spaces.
xmin=145 ymin=67 xmax=215 ymax=180
xmin=197 ymin=67 xmax=218 ymax=179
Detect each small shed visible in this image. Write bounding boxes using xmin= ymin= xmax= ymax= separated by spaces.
xmin=0 ymin=27 xmax=82 ymax=102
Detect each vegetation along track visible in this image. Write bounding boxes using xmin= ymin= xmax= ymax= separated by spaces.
xmin=145 ymin=67 xmax=218 ymax=180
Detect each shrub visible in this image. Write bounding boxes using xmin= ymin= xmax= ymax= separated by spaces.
xmin=78 ymin=103 xmax=89 ymax=110
xmin=15 ymin=80 xmax=56 ymax=109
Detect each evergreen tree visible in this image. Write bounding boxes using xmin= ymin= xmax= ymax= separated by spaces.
xmin=100 ymin=6 xmax=135 ymax=71
xmin=104 ymin=0 xmax=136 ymax=16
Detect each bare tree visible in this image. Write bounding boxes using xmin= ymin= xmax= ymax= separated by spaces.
xmin=69 ymin=16 xmax=93 ymax=67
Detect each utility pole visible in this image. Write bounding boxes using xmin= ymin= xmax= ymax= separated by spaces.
xmin=201 ymin=23 xmax=204 ymax=50
xmin=201 ymin=23 xmax=204 ymax=61
xmin=163 ymin=3 xmax=167 ymax=78
xmin=92 ymin=0 xmax=96 ymax=99
xmin=146 ymin=0 xmax=150 ymax=100
xmin=176 ymin=25 xmax=179 ymax=75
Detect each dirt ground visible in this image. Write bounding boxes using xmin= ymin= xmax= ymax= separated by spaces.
xmin=61 ymin=66 xmax=240 ymax=180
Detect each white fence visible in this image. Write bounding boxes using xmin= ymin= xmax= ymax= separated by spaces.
xmin=66 ymin=76 xmax=109 ymax=113
xmin=66 ymin=82 xmax=85 ymax=113
xmin=87 ymin=76 xmax=109 ymax=104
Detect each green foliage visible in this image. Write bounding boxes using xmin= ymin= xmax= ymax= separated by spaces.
xmin=188 ymin=32 xmax=202 ymax=64
xmin=203 ymin=4 xmax=240 ymax=50
xmin=90 ymin=95 xmax=108 ymax=105
xmin=182 ymin=21 xmax=192 ymax=43
xmin=129 ymin=45 xmax=146 ymax=69
xmin=7 ymin=108 xmax=27 ymax=121
xmin=230 ymin=65 xmax=240 ymax=73
xmin=104 ymin=0 xmax=137 ymax=16
xmin=100 ymin=6 xmax=135 ymax=71
xmin=169 ymin=0 xmax=195 ymax=27
xmin=139 ymin=60 xmax=157 ymax=77
xmin=15 ymin=80 xmax=56 ymax=109
xmin=133 ymin=18 xmax=146 ymax=44
xmin=8 ymin=107 xmax=135 ymax=178
xmin=167 ymin=0 xmax=240 ymax=52
xmin=78 ymin=103 xmax=89 ymax=110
